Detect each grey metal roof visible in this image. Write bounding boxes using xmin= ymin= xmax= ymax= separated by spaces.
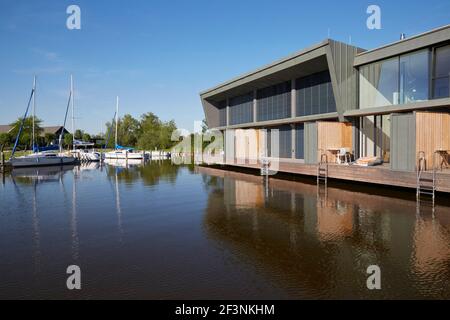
xmin=200 ymin=40 xmax=332 ymax=99
xmin=0 ymin=125 xmax=13 ymax=133
xmin=354 ymin=24 xmax=450 ymax=66
xmin=42 ymin=126 xmax=66 ymax=134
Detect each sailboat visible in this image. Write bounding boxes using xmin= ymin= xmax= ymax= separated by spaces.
xmin=104 ymin=96 xmax=144 ymax=160
xmin=9 ymin=76 xmax=77 ymax=168
xmin=67 ymin=76 xmax=101 ymax=162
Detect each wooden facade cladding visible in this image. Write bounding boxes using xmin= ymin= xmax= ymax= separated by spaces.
xmin=317 ymin=122 xmax=353 ymax=162
xmin=416 ymin=112 xmax=450 ymax=169
xmin=234 ymin=129 xmax=260 ymax=161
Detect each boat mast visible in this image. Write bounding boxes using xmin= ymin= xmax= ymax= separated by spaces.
xmin=71 ymin=75 xmax=75 ymax=151
xmin=115 ymin=96 xmax=119 ymax=149
xmin=11 ymin=78 xmax=35 ymax=158
xmin=32 ymin=75 xmax=36 ymax=152
xmin=59 ymin=76 xmax=72 ymax=153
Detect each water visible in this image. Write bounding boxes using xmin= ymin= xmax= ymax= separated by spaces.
xmin=0 ymin=160 xmax=449 ymax=299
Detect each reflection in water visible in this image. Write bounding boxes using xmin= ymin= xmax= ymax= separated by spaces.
xmin=11 ymin=165 xmax=74 ymax=185
xmin=71 ymin=168 xmax=80 ymax=261
xmin=105 ymin=159 xmax=182 ymax=186
xmin=114 ymin=166 xmax=124 ymax=243
xmin=31 ymin=180 xmax=41 ymax=273
xmin=412 ymin=216 xmax=450 ymax=295
xmin=0 ymin=161 xmax=448 ymax=299
xmin=199 ymin=166 xmax=450 ymax=299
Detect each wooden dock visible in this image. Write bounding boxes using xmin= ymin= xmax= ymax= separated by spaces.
xmin=203 ymin=159 xmax=450 ymax=194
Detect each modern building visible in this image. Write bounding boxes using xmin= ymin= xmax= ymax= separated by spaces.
xmin=200 ymin=25 xmax=450 ymax=193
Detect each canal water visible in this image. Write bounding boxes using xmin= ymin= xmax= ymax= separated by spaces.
xmin=0 ymin=160 xmax=449 ymax=299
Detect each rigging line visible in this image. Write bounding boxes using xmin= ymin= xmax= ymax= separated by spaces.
xmin=11 ymin=88 xmax=35 ymax=158
xmin=103 ymin=112 xmax=117 ymax=150
xmin=59 ymin=90 xmax=73 ymax=152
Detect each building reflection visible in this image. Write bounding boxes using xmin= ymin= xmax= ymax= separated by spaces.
xmin=198 ymin=166 xmax=450 ymax=299
xmin=412 ymin=214 xmax=450 ymax=296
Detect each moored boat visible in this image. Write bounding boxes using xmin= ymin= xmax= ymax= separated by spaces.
xmin=9 ymin=76 xmax=76 ymax=168
xmin=11 ymin=151 xmax=77 ymax=168
xmin=103 ymin=96 xmax=143 ymax=160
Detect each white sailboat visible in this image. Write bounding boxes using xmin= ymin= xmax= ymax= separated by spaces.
xmin=104 ymin=96 xmax=143 ymax=160
xmin=10 ymin=77 xmax=77 ymax=168
xmin=72 ymin=146 xmax=102 ymax=162
xmin=67 ymin=76 xmax=101 ymax=162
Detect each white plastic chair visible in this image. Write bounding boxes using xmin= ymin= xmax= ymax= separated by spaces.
xmin=338 ymin=148 xmax=351 ymax=164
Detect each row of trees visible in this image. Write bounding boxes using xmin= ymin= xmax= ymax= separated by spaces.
xmin=0 ymin=117 xmax=100 ymax=150
xmin=104 ymin=112 xmax=177 ymax=150
xmin=1 ymin=112 xmax=178 ymax=151
xmin=0 ymin=117 xmax=46 ymax=150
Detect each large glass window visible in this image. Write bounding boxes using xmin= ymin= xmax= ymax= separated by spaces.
xmin=359 ymin=115 xmax=390 ymax=162
xmin=296 ymin=71 xmax=336 ymax=116
xmin=399 ymin=49 xmax=429 ymax=104
xmin=229 ymin=93 xmax=254 ymax=125
xmin=218 ymin=100 xmax=227 ymax=127
xmin=266 ymin=125 xmax=292 ymax=159
xmin=433 ymin=45 xmax=450 ymax=98
xmin=359 ymin=49 xmax=430 ymax=108
xmin=257 ymin=82 xmax=291 ymax=122
xmin=359 ymin=57 xmax=399 ymax=108
xmin=295 ymin=123 xmax=304 ymax=159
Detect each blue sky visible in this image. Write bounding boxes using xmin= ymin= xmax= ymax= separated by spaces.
xmin=0 ymin=0 xmax=449 ymax=134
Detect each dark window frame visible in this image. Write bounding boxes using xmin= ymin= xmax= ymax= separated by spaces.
xmin=432 ymin=42 xmax=450 ymax=99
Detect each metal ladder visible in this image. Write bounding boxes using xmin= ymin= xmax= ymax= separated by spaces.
xmin=317 ymin=152 xmax=328 ymax=187
xmin=261 ymin=158 xmax=270 ymax=176
xmin=260 ymin=158 xmax=270 ymax=199
xmin=416 ymin=151 xmax=436 ymax=204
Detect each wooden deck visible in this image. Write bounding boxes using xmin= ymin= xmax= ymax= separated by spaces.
xmin=206 ymin=159 xmax=450 ymax=193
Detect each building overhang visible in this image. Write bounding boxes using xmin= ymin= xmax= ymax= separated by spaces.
xmin=200 ymin=38 xmax=365 ymax=128
xmin=343 ymin=98 xmax=450 ymax=117
xmin=200 ymin=40 xmax=331 ymax=103
xmin=354 ymin=24 xmax=450 ymax=67
xmin=210 ymin=112 xmax=340 ymax=131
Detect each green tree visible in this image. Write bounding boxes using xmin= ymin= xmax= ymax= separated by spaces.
xmin=159 ymin=120 xmax=177 ymax=150
xmin=137 ymin=112 xmax=162 ymax=150
xmin=0 ymin=133 xmax=12 ymax=149
xmin=8 ymin=117 xmax=43 ymax=150
xmin=104 ymin=121 xmax=116 ymax=148
xmin=74 ymin=129 xmax=84 ymax=140
xmin=103 ymin=112 xmax=178 ymax=151
xmin=64 ymin=133 xmax=74 ymax=149
xmin=82 ymin=133 xmax=91 ymax=142
xmin=137 ymin=113 xmax=177 ymax=150
xmin=119 ymin=114 xmax=140 ymax=147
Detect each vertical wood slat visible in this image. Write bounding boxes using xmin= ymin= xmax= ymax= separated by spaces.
xmin=416 ymin=112 xmax=450 ymax=169
xmin=317 ymin=122 xmax=353 ymax=162
xmin=235 ymin=129 xmax=259 ymax=161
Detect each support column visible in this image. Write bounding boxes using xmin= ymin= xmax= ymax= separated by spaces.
xmin=291 ymin=124 xmax=296 ymax=159
xmin=226 ymin=98 xmax=230 ymax=127
xmin=291 ymin=79 xmax=296 ymax=119
xmin=291 ymin=79 xmax=296 ymax=159
xmin=253 ymin=89 xmax=257 ymax=123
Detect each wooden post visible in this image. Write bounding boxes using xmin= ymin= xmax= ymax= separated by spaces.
xmin=1 ymin=151 xmax=4 ymax=171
